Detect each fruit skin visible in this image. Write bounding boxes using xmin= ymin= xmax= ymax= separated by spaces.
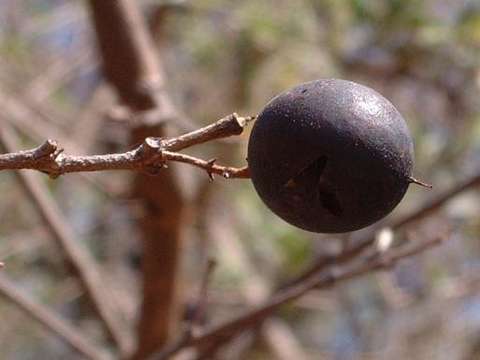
xmin=247 ymin=79 xmax=414 ymax=233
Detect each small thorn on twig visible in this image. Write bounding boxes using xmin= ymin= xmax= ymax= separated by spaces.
xmin=408 ymin=176 xmax=432 ymax=189
xmin=206 ymin=158 xmax=217 ymax=181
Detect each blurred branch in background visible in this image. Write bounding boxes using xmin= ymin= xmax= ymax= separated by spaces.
xmin=151 ymin=231 xmax=447 ymax=359
xmin=87 ymin=1 xmax=187 ymax=358
xmin=0 ymin=124 xmax=131 ymax=355
xmin=153 ymin=258 xmax=216 ymax=360
xmin=202 ymin=201 xmax=309 ymax=359
xmin=284 ymin=168 xmax=480 ymax=290
xmin=0 ymin=86 xmax=116 ymax=194
xmin=0 ymin=274 xmax=108 ymax=360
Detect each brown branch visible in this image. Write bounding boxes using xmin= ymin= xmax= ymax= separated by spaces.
xmin=0 ymin=87 xmax=79 ymax=152
xmin=88 ymin=0 xmax=163 ymax=111
xmin=152 ymin=259 xmax=216 ymax=360
xmin=208 ymin=237 xmax=443 ymax=346
xmin=200 ymin=205 xmax=309 ymax=360
xmin=174 ymin=237 xmax=443 ymax=357
xmin=0 ymin=113 xmax=253 ymax=179
xmin=87 ymin=1 xmax=201 ymax=357
xmin=179 ymin=153 xmax=480 ymax=358
xmin=325 ymin=169 xmax=480 ymax=269
xmin=151 ymin=234 xmax=445 ymax=359
xmin=162 ymin=152 xmax=250 ymax=180
xmin=0 ymin=124 xmax=131 ymax=355
xmin=162 ymin=113 xmax=256 ymax=152
xmin=0 ymin=85 xmax=121 ymax=195
xmin=280 ymin=170 xmax=480 ymax=291
xmin=0 ymin=274 xmax=108 ymax=360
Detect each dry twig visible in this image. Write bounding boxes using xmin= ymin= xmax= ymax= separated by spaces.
xmin=150 ymin=234 xmax=445 ymax=359
xmin=206 ymin=205 xmax=309 ymax=360
xmin=0 ymin=274 xmax=108 ymax=360
xmin=325 ymin=170 xmax=480 ymax=271
xmin=87 ymin=0 xmax=196 ymax=356
xmin=278 ymin=170 xmax=480 ymax=293
xmin=151 ymin=259 xmax=217 ymax=360
xmin=0 ymin=124 xmax=131 ymax=355
xmin=0 ymin=113 xmax=254 ymax=179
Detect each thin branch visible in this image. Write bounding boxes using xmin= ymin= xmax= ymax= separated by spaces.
xmin=184 ymin=158 xmax=480 ymax=356
xmin=191 ymin=259 xmax=217 ymax=326
xmin=196 ymin=206 xmax=309 ymax=360
xmin=162 ymin=113 xmax=256 ymax=152
xmin=151 ymin=259 xmax=217 ymax=360
xmin=162 ymin=152 xmax=250 ymax=180
xmin=88 ymin=1 xmax=195 ymax=357
xmin=150 ymin=235 xmax=445 ymax=359
xmin=0 ymin=124 xmax=131 ymax=355
xmin=0 ymin=86 xmax=121 ymax=195
xmin=193 ymin=235 xmax=444 ymax=348
xmin=0 ymin=274 xmax=108 ymax=360
xmin=326 ymin=169 xmax=480 ymax=269
xmin=281 ymin=169 xmax=480 ymax=291
xmin=0 ymin=113 xmax=253 ymax=179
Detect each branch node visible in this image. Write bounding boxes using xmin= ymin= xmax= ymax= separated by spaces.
xmin=33 ymin=139 xmax=58 ymax=159
xmin=206 ymin=158 xmax=217 ymax=181
xmin=139 ymin=137 xmax=165 ymax=168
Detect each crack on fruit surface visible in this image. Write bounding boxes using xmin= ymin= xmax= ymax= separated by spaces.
xmin=317 ymin=187 xmax=343 ymax=217
xmin=286 ymin=156 xmax=343 ymax=217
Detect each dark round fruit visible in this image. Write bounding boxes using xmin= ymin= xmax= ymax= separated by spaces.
xmin=248 ymin=79 xmax=414 ymax=233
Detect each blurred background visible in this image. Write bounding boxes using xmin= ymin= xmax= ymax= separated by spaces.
xmin=1 ymin=0 xmax=480 ymax=359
